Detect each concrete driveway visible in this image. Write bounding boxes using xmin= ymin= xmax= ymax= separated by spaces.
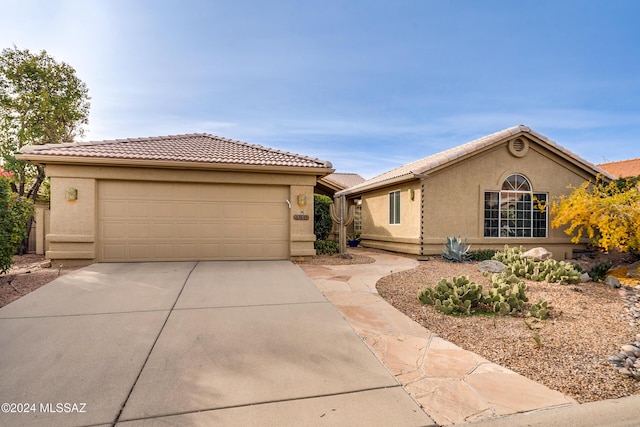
xmin=0 ymin=261 xmax=433 ymax=426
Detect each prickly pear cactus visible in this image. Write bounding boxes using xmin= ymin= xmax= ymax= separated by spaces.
xmin=418 ymin=275 xmax=483 ymax=315
xmin=493 ymin=246 xmax=581 ymax=284
xmin=529 ymin=299 xmax=549 ymax=320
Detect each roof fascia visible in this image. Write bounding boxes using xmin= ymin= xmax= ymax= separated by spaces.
xmin=16 ymin=154 xmax=335 ymax=176
xmin=337 ymin=174 xmax=420 ymax=198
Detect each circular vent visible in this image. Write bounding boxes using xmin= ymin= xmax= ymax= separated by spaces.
xmin=508 ymin=138 xmax=529 ymax=157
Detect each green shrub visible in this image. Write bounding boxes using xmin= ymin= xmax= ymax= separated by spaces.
xmin=442 ymin=235 xmax=471 ymax=262
xmin=588 ymin=262 xmax=611 ymax=282
xmin=467 ymin=249 xmax=498 ymax=261
xmin=313 ymin=194 xmax=334 ymax=241
xmin=0 ymin=177 xmax=34 ymax=273
xmin=314 ymin=239 xmax=339 ymax=255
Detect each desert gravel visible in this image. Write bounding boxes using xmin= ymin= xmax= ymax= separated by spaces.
xmin=376 ymin=257 xmax=640 ymax=403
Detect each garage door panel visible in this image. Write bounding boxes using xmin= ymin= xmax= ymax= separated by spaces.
xmin=174 ymin=223 xmax=199 ymax=236
xmin=201 ymin=204 xmax=224 ymax=218
xmin=101 ymin=223 xmax=127 ymax=239
xmin=155 ymin=203 xmax=175 ymax=217
xmin=98 ymin=181 xmax=289 ymax=262
xmin=151 ymin=223 xmax=175 ymax=238
xmin=101 ymin=201 xmax=127 ymax=219
xmin=175 ymin=203 xmax=201 ymax=218
xmin=102 ymin=244 xmax=125 ymax=260
xmin=127 ymin=223 xmax=152 ymax=238
xmin=129 ymin=244 xmax=151 ymax=260
xmin=128 ymin=202 xmax=152 ymax=218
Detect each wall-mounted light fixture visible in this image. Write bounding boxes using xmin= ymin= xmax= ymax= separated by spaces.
xmin=297 ymin=194 xmax=307 ymax=208
xmin=409 ymin=188 xmax=415 ymax=200
xmin=65 ymin=187 xmax=78 ymax=201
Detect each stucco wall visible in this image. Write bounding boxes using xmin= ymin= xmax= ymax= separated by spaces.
xmin=360 ymin=181 xmax=422 ymax=254
xmin=44 ymin=164 xmax=319 ymax=264
xmin=357 ymin=137 xmax=598 ymax=259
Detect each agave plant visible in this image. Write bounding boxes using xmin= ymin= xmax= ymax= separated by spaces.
xmin=442 ymin=235 xmax=471 ymax=262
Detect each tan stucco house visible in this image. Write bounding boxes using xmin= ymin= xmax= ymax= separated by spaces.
xmin=18 ymin=133 xmax=333 ymax=265
xmin=336 ymin=125 xmax=614 ymax=260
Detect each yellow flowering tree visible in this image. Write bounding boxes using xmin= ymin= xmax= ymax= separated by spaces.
xmin=550 ymin=176 xmax=640 ymax=252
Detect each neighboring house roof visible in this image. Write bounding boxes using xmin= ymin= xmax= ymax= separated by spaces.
xmin=321 ymin=173 xmax=365 ymax=189
xmin=338 ymin=125 xmax=613 ymax=196
xmin=18 ymin=133 xmax=333 ymax=170
xmin=315 ymin=172 xmax=365 ymax=197
xmin=597 ymin=158 xmax=640 ymax=178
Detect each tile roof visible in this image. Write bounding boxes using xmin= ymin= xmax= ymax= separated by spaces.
xmin=597 ymin=158 xmax=640 ymax=178
xmin=19 ymin=133 xmax=333 ymax=169
xmin=339 ymin=125 xmax=613 ymax=195
xmin=320 ymin=173 xmax=365 ymax=189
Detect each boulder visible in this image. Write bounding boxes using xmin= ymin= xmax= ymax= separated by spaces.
xmin=580 ymin=272 xmax=591 ymax=283
xmin=627 ymin=261 xmax=640 ymax=279
xmin=604 ymin=276 xmax=621 ymax=288
xmin=522 ymin=247 xmax=553 ymax=261
xmin=478 ymin=260 xmax=506 ymax=273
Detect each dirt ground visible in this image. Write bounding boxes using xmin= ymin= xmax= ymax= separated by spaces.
xmin=0 ymin=254 xmax=79 ymax=308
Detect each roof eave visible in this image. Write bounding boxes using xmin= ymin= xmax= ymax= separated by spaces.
xmin=16 ymin=154 xmax=335 ymax=175
xmin=336 ymin=173 xmax=421 ymax=198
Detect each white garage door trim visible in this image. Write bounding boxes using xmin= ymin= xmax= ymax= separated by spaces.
xmin=98 ymin=180 xmax=290 ymax=262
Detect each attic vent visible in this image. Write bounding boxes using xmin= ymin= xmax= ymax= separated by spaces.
xmin=513 ymin=139 xmax=525 ymax=152
xmin=508 ymin=138 xmax=529 ymax=157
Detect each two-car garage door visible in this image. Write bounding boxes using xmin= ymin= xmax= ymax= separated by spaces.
xmin=98 ymin=181 xmax=289 ymax=262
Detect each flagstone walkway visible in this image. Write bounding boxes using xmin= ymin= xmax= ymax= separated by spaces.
xmin=299 ymin=251 xmax=576 ymax=425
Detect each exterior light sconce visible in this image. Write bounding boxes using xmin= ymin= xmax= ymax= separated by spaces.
xmin=66 ymin=187 xmax=78 ymax=201
xmin=409 ymin=188 xmax=415 ymax=200
xmin=297 ymin=194 xmax=307 ymax=208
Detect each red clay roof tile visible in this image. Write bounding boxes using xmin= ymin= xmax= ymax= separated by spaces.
xmin=598 ymin=158 xmax=640 ymax=178
xmin=19 ymin=133 xmax=332 ymax=169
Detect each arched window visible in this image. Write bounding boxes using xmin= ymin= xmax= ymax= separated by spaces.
xmin=484 ymin=174 xmax=547 ymax=238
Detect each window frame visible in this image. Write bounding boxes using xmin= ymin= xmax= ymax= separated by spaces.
xmin=354 ymin=202 xmax=362 ymax=233
xmin=483 ymin=174 xmax=547 ymax=238
xmin=389 ymin=190 xmax=401 ymax=225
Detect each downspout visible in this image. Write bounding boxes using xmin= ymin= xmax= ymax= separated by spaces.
xmin=414 ymin=173 xmax=428 ymax=258
xmin=339 ymin=194 xmax=347 ymax=254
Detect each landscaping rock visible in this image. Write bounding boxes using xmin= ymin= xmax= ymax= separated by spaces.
xmin=609 ymin=286 xmax=640 ymax=380
xmin=580 ymin=273 xmax=591 ymax=283
xmin=522 ymin=247 xmax=553 ymax=260
xmin=477 ymin=260 xmax=506 ymax=273
xmin=627 ymin=261 xmax=640 ymax=279
xmin=604 ymin=276 xmax=621 ymax=288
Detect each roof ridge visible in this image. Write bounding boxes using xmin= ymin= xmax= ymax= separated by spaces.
xmin=18 ymin=132 xmax=333 ymax=169
xmin=339 ymin=125 xmax=612 ymax=196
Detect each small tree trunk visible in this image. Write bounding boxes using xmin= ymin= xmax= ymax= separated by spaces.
xmin=17 ymin=216 xmax=34 ymax=255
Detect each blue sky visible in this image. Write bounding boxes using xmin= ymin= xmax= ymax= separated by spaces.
xmin=1 ymin=0 xmax=639 ymax=178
